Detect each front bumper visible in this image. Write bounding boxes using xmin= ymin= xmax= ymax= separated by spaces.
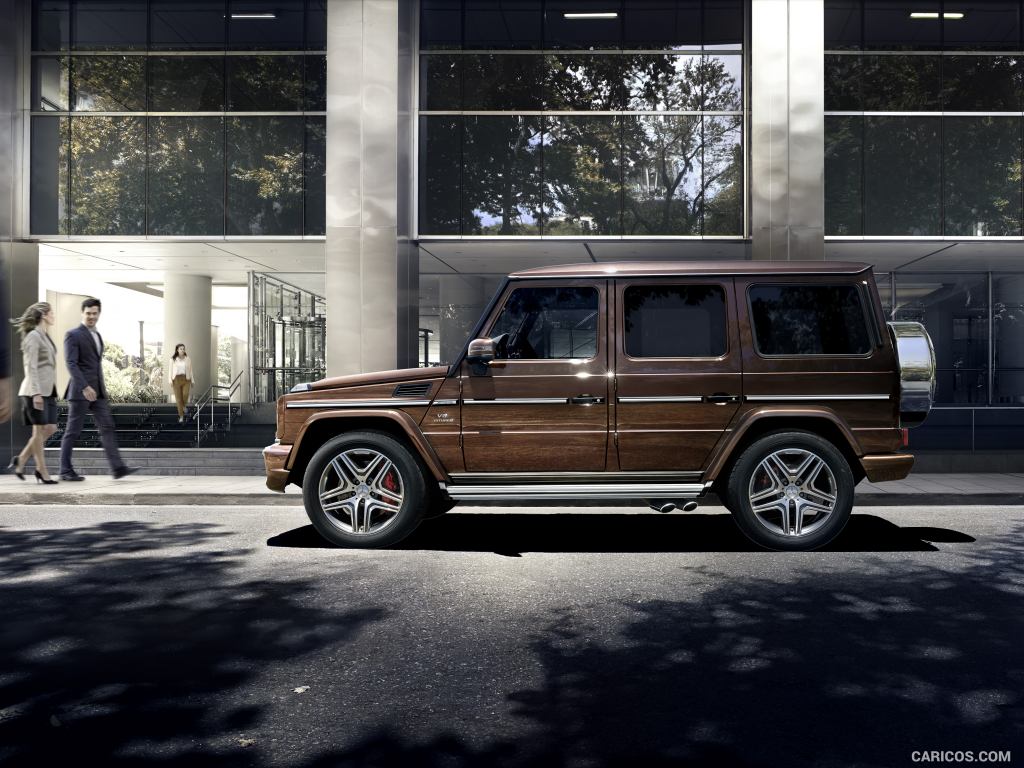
xmin=263 ymin=442 xmax=292 ymax=492
xmin=860 ymin=453 xmax=915 ymax=483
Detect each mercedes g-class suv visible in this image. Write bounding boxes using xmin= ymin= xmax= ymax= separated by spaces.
xmin=264 ymin=261 xmax=935 ymax=551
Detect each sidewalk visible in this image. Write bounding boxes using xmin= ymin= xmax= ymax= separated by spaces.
xmin=2 ymin=474 xmax=1023 ymax=506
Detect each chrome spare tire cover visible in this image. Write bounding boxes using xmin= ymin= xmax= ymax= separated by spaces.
xmin=887 ymin=321 xmax=936 ymax=428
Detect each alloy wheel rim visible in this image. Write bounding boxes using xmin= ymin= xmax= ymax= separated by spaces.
xmin=317 ymin=448 xmax=405 ymax=535
xmin=747 ymin=448 xmax=838 ymax=538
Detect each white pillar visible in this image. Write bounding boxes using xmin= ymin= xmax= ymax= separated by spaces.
xmin=210 ymin=325 xmax=219 ymax=391
xmin=230 ymin=336 xmax=250 ymax=403
xmin=751 ymin=0 xmax=825 ymax=260
xmin=439 ymin=275 xmax=485 ymax=364
xmin=325 ymin=0 xmax=400 ymax=375
xmin=163 ymin=273 xmax=213 ymax=398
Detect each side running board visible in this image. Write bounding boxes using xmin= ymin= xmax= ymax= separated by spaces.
xmin=441 ymin=482 xmax=708 ymax=502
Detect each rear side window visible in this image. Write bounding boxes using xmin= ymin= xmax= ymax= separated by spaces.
xmin=749 ymin=284 xmax=871 ymax=356
xmin=623 ymin=284 xmax=727 ymax=358
xmin=489 ymin=286 xmax=599 ymax=359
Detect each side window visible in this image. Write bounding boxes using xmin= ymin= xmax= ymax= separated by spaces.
xmin=749 ymin=284 xmax=871 ymax=356
xmin=489 ymin=286 xmax=599 ymax=360
xmin=623 ymin=284 xmax=727 ymax=358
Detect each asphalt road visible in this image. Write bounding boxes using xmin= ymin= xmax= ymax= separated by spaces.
xmin=1 ymin=503 xmax=1021 ymax=768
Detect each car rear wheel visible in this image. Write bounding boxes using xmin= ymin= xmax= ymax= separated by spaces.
xmin=726 ymin=431 xmax=854 ymax=551
xmin=302 ymin=431 xmax=429 ymax=548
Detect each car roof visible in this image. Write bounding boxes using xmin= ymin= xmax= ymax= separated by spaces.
xmin=508 ymin=260 xmax=872 ymax=279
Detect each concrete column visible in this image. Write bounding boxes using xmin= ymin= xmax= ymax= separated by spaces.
xmin=750 ymin=0 xmax=825 ymax=260
xmin=163 ymin=274 xmax=213 ymax=398
xmin=325 ymin=0 xmax=401 ymax=375
xmin=439 ymin=275 xmax=485 ymax=364
xmin=995 ymin=276 xmax=1024 ymax=404
xmin=230 ymin=337 xmax=250 ymax=403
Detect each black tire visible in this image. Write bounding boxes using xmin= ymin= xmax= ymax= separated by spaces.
xmin=725 ymin=430 xmax=855 ymax=551
xmin=302 ymin=431 xmax=430 ymax=548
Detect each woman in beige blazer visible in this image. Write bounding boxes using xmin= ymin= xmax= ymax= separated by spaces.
xmin=8 ymin=302 xmax=58 ymax=483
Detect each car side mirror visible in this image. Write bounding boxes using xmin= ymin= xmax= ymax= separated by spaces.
xmin=466 ymin=337 xmax=495 ymax=376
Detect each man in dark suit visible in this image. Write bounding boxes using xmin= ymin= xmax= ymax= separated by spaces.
xmin=59 ymin=297 xmax=137 ymax=480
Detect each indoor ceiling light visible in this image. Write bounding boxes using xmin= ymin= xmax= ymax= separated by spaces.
xmin=909 ymin=11 xmax=965 ymax=19
xmin=563 ymin=12 xmax=619 ymax=20
xmin=230 ymin=12 xmax=277 ymax=20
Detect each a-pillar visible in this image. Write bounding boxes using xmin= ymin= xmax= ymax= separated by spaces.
xmin=439 ymin=275 xmax=485 ymax=364
xmin=163 ymin=274 xmax=213 ymax=398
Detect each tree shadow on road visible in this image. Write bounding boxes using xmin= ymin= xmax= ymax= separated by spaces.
xmin=0 ymin=521 xmax=385 ymax=766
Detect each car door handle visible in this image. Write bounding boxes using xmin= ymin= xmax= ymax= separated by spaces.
xmin=569 ymin=395 xmax=605 ymax=405
xmin=704 ymin=394 xmax=741 ymax=405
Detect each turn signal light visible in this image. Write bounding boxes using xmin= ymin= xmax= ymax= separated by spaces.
xmin=901 ymin=428 xmax=909 ymax=448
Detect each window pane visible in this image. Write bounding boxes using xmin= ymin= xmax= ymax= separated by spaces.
xmin=622 ymin=0 xmax=701 ymax=49
xmin=942 ymin=56 xmax=1022 ymax=111
xmin=304 ymin=55 xmax=326 ymax=111
xmin=703 ymin=54 xmax=742 ymax=110
xmin=305 ymin=118 xmax=326 ymax=235
xmin=465 ymin=0 xmax=542 ymax=48
xmin=860 ymin=55 xmax=940 ymax=111
xmin=150 ymin=0 xmax=226 ymax=49
xmin=149 ymin=56 xmax=225 ymax=111
xmin=703 ymin=0 xmax=743 ymax=50
xmin=227 ymin=117 xmax=305 ymax=235
xmin=307 ymin=0 xmax=326 ymax=49
xmin=420 ymin=0 xmax=462 ymax=50
xmin=73 ymin=1 xmax=146 ymax=50
xmin=864 ymin=0 xmax=940 ymax=49
xmin=463 ymin=54 xmax=545 ymax=110
xmin=944 ymin=117 xmax=1022 ymax=237
xmin=825 ymin=116 xmax=863 ymax=236
xmin=624 ymin=285 xmax=726 ymax=357
xmin=942 ymin=1 xmax=1020 ymax=50
xmin=227 ymin=56 xmax=303 ymax=111
xmin=72 ymin=55 xmax=146 ymax=111
xmin=227 ymin=0 xmax=305 ymax=50
xmin=624 ymin=54 xmax=702 ymax=111
xmin=546 ymin=54 xmax=625 ymax=110
xmin=419 ymin=54 xmax=461 ymax=110
xmin=463 ymin=116 xmax=542 ymax=235
xmin=825 ymin=0 xmax=861 ymax=49
xmin=489 ymin=287 xmax=599 ymax=360
xmin=623 ymin=115 xmax=701 ymax=235
xmin=825 ymin=54 xmax=861 ymax=110
xmin=703 ymin=115 xmax=742 ymax=236
xmin=33 ymin=0 xmax=69 ymax=51
xmin=750 ymin=285 xmax=871 ymax=356
xmin=864 ymin=116 xmax=940 ymax=235
xmin=542 ymin=116 xmax=623 ymax=235
xmin=545 ymin=1 xmax=622 ymax=49
xmin=149 ymin=117 xmax=224 ymax=236
xmin=32 ymin=56 xmax=69 ymax=111
xmin=30 ymin=116 xmax=69 ymax=235
xmin=69 ymin=116 xmax=145 ymax=235
xmin=994 ymin=274 xmax=1024 ymax=405
xmin=894 ymin=274 xmax=988 ymax=404
xmin=418 ymin=116 xmax=463 ymax=235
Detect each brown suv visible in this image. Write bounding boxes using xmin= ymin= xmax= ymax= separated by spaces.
xmin=264 ymin=261 xmax=935 ymax=551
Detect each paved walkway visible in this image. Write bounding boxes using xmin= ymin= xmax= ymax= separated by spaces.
xmin=2 ymin=474 xmax=1023 ymax=506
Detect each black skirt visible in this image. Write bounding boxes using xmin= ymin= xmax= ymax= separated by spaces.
xmin=21 ymin=394 xmax=58 ymax=426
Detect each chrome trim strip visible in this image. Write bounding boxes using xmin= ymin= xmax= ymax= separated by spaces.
xmin=286 ymin=399 xmax=432 ymax=409
xmin=745 ymin=394 xmax=891 ymax=402
xmin=431 ymin=399 xmax=459 ymax=406
xmin=441 ymin=482 xmax=706 ymax=501
xmin=618 ymin=396 xmax=703 ymax=403
xmin=464 ymin=398 xmax=569 ymax=405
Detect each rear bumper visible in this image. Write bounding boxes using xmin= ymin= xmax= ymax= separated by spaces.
xmin=860 ymin=453 xmax=915 ymax=483
xmin=263 ymin=442 xmax=291 ymax=492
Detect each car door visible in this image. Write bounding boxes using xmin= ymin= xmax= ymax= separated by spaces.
xmin=613 ymin=277 xmax=742 ymax=472
xmin=460 ymin=280 xmax=609 ymax=473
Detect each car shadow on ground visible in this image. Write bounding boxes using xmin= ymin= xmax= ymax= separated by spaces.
xmin=266 ymin=513 xmax=975 ymax=554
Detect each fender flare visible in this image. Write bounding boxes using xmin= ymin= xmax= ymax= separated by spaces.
xmin=704 ymin=407 xmax=864 ymax=483
xmin=287 ymin=409 xmax=449 ymax=481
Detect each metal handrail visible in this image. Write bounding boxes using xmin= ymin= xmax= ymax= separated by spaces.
xmin=195 ymin=371 xmax=246 ymax=443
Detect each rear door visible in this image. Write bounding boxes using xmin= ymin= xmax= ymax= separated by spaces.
xmin=613 ymin=277 xmax=742 ymax=471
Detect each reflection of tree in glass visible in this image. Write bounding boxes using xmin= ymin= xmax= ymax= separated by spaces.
xmin=227 ymin=117 xmax=304 ymax=236
xmin=228 ymin=56 xmax=303 ymax=111
xmin=149 ymin=117 xmax=223 ymax=236
xmin=72 ymin=56 xmax=145 ymax=111
xmin=70 ymin=116 xmax=145 ymax=235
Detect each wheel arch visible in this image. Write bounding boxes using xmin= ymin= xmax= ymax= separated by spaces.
xmin=286 ymin=410 xmax=449 ymax=486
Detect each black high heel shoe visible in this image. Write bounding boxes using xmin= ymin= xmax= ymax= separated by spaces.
xmin=35 ymin=470 xmax=58 ymax=485
xmin=8 ymin=459 xmax=25 ymax=481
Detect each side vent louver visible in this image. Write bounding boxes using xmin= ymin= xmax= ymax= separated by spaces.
xmin=393 ymin=382 xmax=432 ymax=399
